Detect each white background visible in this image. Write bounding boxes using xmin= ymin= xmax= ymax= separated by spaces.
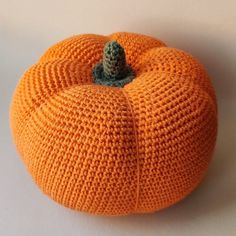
xmin=1 ymin=0 xmax=236 ymax=235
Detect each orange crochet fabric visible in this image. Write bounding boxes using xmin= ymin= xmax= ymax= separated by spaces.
xmin=10 ymin=32 xmax=217 ymax=216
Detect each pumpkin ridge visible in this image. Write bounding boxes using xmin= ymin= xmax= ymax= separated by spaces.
xmin=135 ymin=47 xmax=216 ymax=101
xmin=11 ymin=59 xmax=92 ymax=130
xmin=39 ymin=34 xmax=109 ymax=64
xmin=108 ymin=32 xmax=167 ymax=72
xmin=120 ymin=88 xmax=140 ymax=213
xmin=11 ymin=82 xmax=93 ymax=160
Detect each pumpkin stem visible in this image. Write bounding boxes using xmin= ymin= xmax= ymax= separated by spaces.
xmin=93 ymin=41 xmax=135 ymax=87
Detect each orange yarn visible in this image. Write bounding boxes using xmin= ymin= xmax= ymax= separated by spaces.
xmin=10 ymin=32 xmax=217 ymax=216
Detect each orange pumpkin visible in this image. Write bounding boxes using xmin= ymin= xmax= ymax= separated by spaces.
xmin=10 ymin=32 xmax=217 ymax=216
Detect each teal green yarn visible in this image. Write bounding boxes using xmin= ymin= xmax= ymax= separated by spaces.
xmin=93 ymin=63 xmax=134 ymax=87
xmin=93 ymin=41 xmax=135 ymax=87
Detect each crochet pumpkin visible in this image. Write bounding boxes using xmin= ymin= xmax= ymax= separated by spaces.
xmin=10 ymin=32 xmax=217 ymax=216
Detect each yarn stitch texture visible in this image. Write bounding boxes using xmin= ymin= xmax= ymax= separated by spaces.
xmin=10 ymin=32 xmax=217 ymax=216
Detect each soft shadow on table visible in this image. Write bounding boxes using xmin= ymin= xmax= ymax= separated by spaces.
xmin=76 ymin=19 xmax=236 ymax=228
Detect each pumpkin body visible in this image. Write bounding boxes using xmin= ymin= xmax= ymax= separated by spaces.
xmin=10 ymin=32 xmax=217 ymax=216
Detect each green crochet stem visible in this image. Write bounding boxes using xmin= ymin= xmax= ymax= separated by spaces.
xmin=93 ymin=41 xmax=135 ymax=87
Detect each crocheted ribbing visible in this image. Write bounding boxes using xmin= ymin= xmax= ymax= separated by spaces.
xmin=10 ymin=32 xmax=217 ymax=216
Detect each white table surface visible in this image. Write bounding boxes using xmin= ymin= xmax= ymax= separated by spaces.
xmin=1 ymin=0 xmax=236 ymax=235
